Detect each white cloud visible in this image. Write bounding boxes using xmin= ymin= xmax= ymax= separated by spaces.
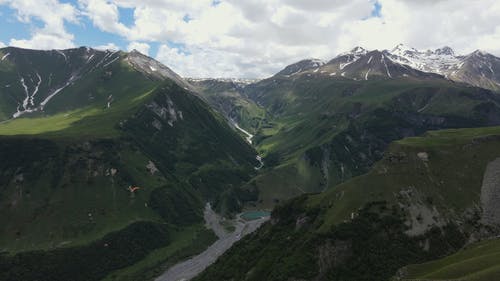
xmin=94 ymin=42 xmax=120 ymax=51
xmin=10 ymin=33 xmax=74 ymax=50
xmin=4 ymin=0 xmax=500 ymax=77
xmin=81 ymin=0 xmax=500 ymax=77
xmin=127 ymin=42 xmax=150 ymax=56
xmin=79 ymin=0 xmax=129 ymax=35
xmin=156 ymin=44 xmax=246 ymax=78
xmin=0 ymin=41 xmax=5 ymax=48
xmin=3 ymin=0 xmax=78 ymax=49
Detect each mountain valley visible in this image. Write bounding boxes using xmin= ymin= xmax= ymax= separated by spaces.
xmin=2 ymin=43 xmax=500 ymax=281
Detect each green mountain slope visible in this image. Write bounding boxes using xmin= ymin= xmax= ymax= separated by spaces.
xmin=189 ymin=78 xmax=267 ymax=135
xmin=0 ymin=47 xmax=257 ymax=281
xmin=399 ymin=238 xmax=500 ymax=281
xmin=196 ymin=126 xmax=500 ymax=281
xmin=240 ymin=74 xmax=500 ymax=207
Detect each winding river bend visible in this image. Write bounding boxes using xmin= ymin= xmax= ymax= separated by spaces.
xmin=232 ymin=121 xmax=254 ymax=144
xmin=155 ymin=122 xmax=268 ymax=281
xmin=230 ymin=120 xmax=264 ymax=169
xmin=155 ymin=204 xmax=268 ymax=281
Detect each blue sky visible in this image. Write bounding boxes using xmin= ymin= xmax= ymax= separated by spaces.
xmin=0 ymin=5 xmax=32 ymax=41
xmin=1 ymin=1 xmax=130 ymax=51
xmin=0 ymin=0 xmax=205 ymax=59
xmin=0 ymin=0 xmax=498 ymax=78
xmin=0 ymin=0 xmax=381 ymax=54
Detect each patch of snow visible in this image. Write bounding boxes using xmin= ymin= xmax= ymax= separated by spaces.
xmin=29 ymin=72 xmax=42 ymax=106
xmin=367 ymin=56 xmax=373 ymax=64
xmin=329 ymin=72 xmax=336 ymax=76
xmin=365 ymin=68 xmax=371 ymax=80
xmin=13 ymin=105 xmax=22 ymax=118
xmin=149 ymin=65 xmax=157 ymax=72
xmin=309 ymin=59 xmax=326 ymax=67
xmin=106 ymin=94 xmax=113 ymax=108
xmin=92 ymin=51 xmax=114 ymax=70
xmin=386 ymin=44 xmax=462 ymax=76
xmin=381 ymin=55 xmax=392 ymax=78
xmin=291 ymin=68 xmax=303 ymax=75
xmin=19 ymin=77 xmax=29 ymax=110
xmin=187 ymin=78 xmax=261 ymax=85
xmin=103 ymin=56 xmax=120 ymax=67
xmin=56 ymin=50 xmax=68 ymax=62
xmin=339 ymin=54 xmax=362 ymax=70
xmin=40 ymin=77 xmax=75 ymax=109
xmin=86 ymin=54 xmax=95 ymax=63
xmin=340 ymin=46 xmax=368 ymax=57
xmin=1 ymin=53 xmax=10 ymax=61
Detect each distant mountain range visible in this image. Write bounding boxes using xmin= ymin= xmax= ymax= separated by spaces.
xmin=274 ymin=44 xmax=500 ymax=92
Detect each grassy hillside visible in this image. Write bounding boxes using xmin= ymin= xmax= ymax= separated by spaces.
xmin=0 ymin=82 xmax=258 ymax=247
xmin=399 ymin=238 xmax=500 ymax=281
xmin=196 ymin=126 xmax=500 ymax=281
xmin=240 ymin=76 xmax=500 ymax=208
xmin=0 ymin=47 xmax=259 ymax=281
xmin=190 ymin=79 xmax=267 ymax=134
xmin=310 ymin=126 xmax=500 ymax=231
xmin=0 ymin=47 xmax=126 ymax=120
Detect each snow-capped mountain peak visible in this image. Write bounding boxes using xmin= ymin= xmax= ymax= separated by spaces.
xmin=276 ymin=58 xmax=326 ymax=76
xmin=339 ymin=46 xmax=368 ymax=56
xmin=271 ymin=44 xmax=500 ymax=91
xmin=385 ymin=44 xmax=461 ymax=76
xmin=435 ymin=46 xmax=455 ymax=56
xmin=391 ymin=43 xmax=419 ymax=56
xmin=350 ymin=46 xmax=368 ymax=55
xmin=384 ymin=45 xmax=500 ymax=90
xmin=469 ymin=49 xmax=494 ymax=58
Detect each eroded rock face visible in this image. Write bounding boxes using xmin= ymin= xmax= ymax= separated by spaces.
xmin=146 ymin=161 xmax=158 ymax=175
xmin=480 ymin=157 xmax=500 ymax=226
xmin=398 ymin=186 xmax=445 ymax=236
xmin=417 ymin=152 xmax=429 ymax=161
xmin=125 ymin=50 xmax=192 ymax=90
xmin=146 ymin=95 xmax=183 ymax=128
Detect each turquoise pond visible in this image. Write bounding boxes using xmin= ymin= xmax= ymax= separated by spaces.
xmin=241 ymin=210 xmax=271 ymax=221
